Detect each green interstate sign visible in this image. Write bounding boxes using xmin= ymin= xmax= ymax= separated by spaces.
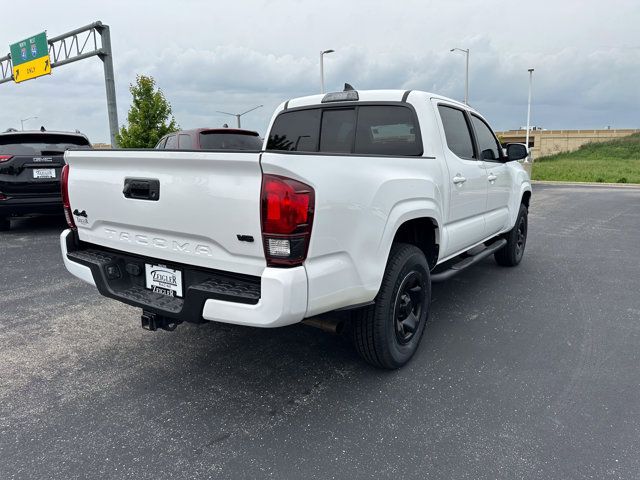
xmin=9 ymin=31 xmax=51 ymax=83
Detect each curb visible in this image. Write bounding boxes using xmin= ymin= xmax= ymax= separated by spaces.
xmin=532 ymin=180 xmax=640 ymax=189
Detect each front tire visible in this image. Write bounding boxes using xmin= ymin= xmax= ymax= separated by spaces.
xmin=0 ymin=217 xmax=9 ymax=231
xmin=352 ymin=243 xmax=431 ymax=369
xmin=494 ymin=203 xmax=528 ymax=267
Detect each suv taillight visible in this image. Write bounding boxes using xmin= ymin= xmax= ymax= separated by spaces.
xmin=0 ymin=155 xmax=13 ymax=162
xmin=261 ymin=174 xmax=314 ymax=267
xmin=61 ymin=164 xmax=76 ymax=229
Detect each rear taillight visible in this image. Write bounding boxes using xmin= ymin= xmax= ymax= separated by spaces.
xmin=61 ymin=164 xmax=76 ymax=229
xmin=261 ymin=174 xmax=314 ymax=267
xmin=0 ymin=155 xmax=13 ymax=162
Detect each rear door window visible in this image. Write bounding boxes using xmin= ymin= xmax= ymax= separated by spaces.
xmin=438 ymin=105 xmax=475 ymax=159
xmin=0 ymin=134 xmax=90 ymax=155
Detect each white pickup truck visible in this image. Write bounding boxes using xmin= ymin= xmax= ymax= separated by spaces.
xmin=60 ymin=88 xmax=531 ymax=369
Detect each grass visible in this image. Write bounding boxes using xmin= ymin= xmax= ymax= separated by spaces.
xmin=532 ymin=132 xmax=640 ymax=184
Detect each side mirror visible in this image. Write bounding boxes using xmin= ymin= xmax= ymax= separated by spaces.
xmin=506 ymin=143 xmax=528 ymax=162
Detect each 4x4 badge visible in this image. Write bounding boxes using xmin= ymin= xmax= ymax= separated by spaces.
xmin=73 ymin=209 xmax=88 ymax=224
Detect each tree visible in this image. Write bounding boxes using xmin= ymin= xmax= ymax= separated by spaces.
xmin=116 ymin=75 xmax=178 ymax=148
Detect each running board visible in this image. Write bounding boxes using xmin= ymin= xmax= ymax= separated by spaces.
xmin=431 ymin=239 xmax=507 ymax=283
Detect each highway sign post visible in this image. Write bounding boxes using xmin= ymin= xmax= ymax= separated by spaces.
xmin=9 ymin=32 xmax=51 ymax=83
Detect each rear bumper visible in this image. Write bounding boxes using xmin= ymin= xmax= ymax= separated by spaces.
xmin=60 ymin=229 xmax=308 ymax=328
xmin=0 ymin=195 xmax=62 ymax=216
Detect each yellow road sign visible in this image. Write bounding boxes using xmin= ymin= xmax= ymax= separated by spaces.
xmin=13 ymin=54 xmax=51 ymax=83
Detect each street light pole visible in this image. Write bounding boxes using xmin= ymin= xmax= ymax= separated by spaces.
xmin=525 ymin=68 xmax=534 ymax=153
xmin=320 ymin=49 xmax=335 ymax=94
xmin=216 ymin=105 xmax=263 ymax=129
xmin=20 ymin=116 xmax=38 ymax=130
xmin=450 ymin=47 xmax=470 ymax=104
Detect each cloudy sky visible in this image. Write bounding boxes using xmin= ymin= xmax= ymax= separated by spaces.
xmin=1 ymin=0 xmax=639 ymax=143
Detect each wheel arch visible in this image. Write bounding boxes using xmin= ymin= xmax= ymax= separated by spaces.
xmin=391 ymin=217 xmax=440 ymax=270
xmin=509 ymin=182 xmax=532 ymax=226
xmin=376 ymin=198 xmax=442 ymax=276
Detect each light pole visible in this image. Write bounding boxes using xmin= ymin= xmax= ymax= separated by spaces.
xmin=525 ymin=68 xmax=535 ymax=155
xmin=20 ymin=116 xmax=38 ymax=130
xmin=450 ymin=47 xmax=469 ymax=104
xmin=216 ymin=105 xmax=263 ymax=128
xmin=320 ymin=49 xmax=335 ymax=94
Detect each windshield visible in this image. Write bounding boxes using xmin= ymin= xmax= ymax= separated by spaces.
xmin=199 ymin=132 xmax=262 ymax=150
xmin=0 ymin=133 xmax=90 ymax=155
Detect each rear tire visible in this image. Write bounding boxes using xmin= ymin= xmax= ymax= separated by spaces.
xmin=0 ymin=217 xmax=9 ymax=231
xmin=352 ymin=243 xmax=431 ymax=369
xmin=495 ymin=203 xmax=528 ymax=267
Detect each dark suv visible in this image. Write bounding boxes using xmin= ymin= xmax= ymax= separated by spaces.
xmin=155 ymin=128 xmax=262 ymax=150
xmin=0 ymin=129 xmax=91 ymax=230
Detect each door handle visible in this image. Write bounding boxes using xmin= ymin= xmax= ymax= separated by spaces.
xmin=487 ymin=173 xmax=497 ymax=182
xmin=453 ymin=175 xmax=467 ymax=185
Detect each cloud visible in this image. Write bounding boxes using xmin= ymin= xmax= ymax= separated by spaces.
xmin=131 ymin=36 xmax=640 ymax=134
xmin=1 ymin=0 xmax=639 ymax=141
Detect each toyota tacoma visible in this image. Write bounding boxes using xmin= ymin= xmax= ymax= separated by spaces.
xmin=60 ymin=88 xmax=531 ymax=369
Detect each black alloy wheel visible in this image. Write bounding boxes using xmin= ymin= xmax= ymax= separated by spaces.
xmin=352 ymin=243 xmax=431 ymax=369
xmin=495 ymin=202 xmax=528 ymax=267
xmin=394 ymin=271 xmax=426 ymax=345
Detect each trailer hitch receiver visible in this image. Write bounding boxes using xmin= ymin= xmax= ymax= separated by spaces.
xmin=141 ymin=310 xmax=182 ymax=332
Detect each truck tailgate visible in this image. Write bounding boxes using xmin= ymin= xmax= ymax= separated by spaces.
xmin=64 ymin=149 xmax=266 ymax=276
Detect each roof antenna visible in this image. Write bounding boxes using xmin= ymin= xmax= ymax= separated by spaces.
xmin=344 ymin=83 xmax=355 ymax=91
xmin=222 ymin=123 xmax=229 ymax=128
xmin=40 ymin=126 xmax=46 ymax=132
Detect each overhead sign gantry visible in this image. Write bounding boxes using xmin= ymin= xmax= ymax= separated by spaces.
xmin=0 ymin=22 xmax=119 ymax=146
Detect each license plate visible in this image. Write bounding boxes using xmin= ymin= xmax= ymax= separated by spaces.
xmin=145 ymin=264 xmax=183 ymax=298
xmin=33 ymin=168 xmax=56 ymax=179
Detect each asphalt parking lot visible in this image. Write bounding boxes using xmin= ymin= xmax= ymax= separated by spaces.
xmin=1 ymin=184 xmax=639 ymax=479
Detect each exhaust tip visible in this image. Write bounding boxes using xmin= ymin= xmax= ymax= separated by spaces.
xmin=302 ymin=316 xmax=345 ymax=335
